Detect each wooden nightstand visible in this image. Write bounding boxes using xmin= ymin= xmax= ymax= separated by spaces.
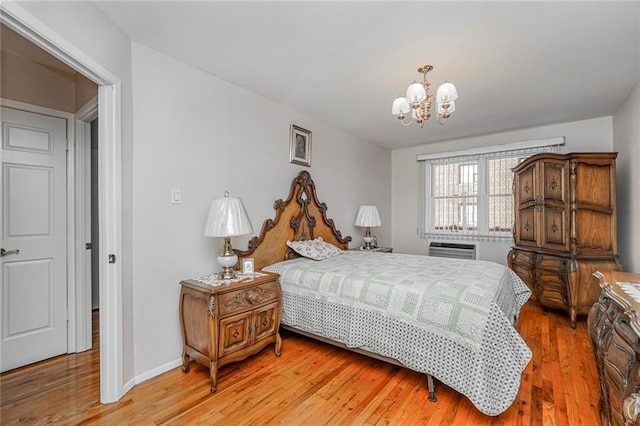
xmin=179 ymin=271 xmax=282 ymax=392
xmin=350 ymin=246 xmax=393 ymax=253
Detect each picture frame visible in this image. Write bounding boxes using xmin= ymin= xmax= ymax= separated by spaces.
xmin=289 ymin=124 xmax=312 ymax=167
xmin=242 ymin=258 xmax=254 ymax=275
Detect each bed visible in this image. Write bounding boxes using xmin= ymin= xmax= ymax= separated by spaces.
xmin=234 ymin=171 xmax=532 ymax=416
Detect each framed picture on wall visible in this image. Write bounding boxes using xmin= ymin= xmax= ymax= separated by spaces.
xmin=289 ymin=124 xmax=312 ymax=167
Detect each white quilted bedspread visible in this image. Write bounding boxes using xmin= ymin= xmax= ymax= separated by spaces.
xmin=264 ymin=251 xmax=532 ymax=416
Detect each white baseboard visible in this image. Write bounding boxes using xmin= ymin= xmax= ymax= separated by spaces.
xmin=122 ymin=377 xmax=135 ymax=397
xmin=135 ymin=358 xmax=183 ymax=385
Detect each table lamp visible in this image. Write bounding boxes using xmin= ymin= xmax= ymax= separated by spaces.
xmin=354 ymin=205 xmax=381 ymax=250
xmin=204 ymin=192 xmax=253 ymax=279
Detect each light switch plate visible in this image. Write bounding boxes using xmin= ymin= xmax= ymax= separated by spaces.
xmin=171 ymin=189 xmax=181 ymax=204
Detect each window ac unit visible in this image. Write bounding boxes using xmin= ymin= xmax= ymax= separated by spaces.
xmin=428 ymin=242 xmax=477 ymax=260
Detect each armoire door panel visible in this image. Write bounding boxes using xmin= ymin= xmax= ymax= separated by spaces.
xmin=541 ymin=207 xmax=569 ymax=251
xmin=516 ymin=163 xmax=536 ymax=205
xmin=573 ymin=162 xmax=615 ymax=211
xmin=516 ymin=207 xmax=538 ymax=247
xmin=574 ymin=210 xmax=615 ymax=254
xmin=541 ymin=160 xmax=567 ymax=203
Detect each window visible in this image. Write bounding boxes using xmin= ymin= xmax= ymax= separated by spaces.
xmin=487 ymin=156 xmax=522 ymax=233
xmin=432 ymin=161 xmax=478 ymax=232
xmin=418 ymin=138 xmax=564 ymax=241
xmin=458 ymin=163 xmax=477 ymax=186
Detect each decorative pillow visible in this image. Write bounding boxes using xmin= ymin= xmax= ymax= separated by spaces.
xmin=286 ymin=237 xmax=343 ymax=261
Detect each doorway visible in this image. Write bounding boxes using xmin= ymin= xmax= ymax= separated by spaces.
xmin=1 ymin=3 xmax=125 ymax=403
xmin=1 ymin=18 xmax=99 ymax=371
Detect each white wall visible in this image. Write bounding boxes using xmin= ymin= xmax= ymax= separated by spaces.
xmin=130 ymin=43 xmax=391 ymax=378
xmin=391 ymin=117 xmax=614 ymax=265
xmin=613 ymin=81 xmax=640 ymax=272
xmin=12 ymin=0 xmax=136 ymax=387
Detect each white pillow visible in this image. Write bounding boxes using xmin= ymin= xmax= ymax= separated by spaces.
xmin=286 ymin=237 xmax=343 ymax=261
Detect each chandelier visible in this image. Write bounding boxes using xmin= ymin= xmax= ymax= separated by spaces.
xmin=391 ymin=64 xmax=458 ymax=127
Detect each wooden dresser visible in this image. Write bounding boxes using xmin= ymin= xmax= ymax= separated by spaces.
xmin=179 ymin=271 xmax=282 ymax=392
xmin=589 ymin=271 xmax=640 ymax=426
xmin=508 ymin=152 xmax=621 ymax=327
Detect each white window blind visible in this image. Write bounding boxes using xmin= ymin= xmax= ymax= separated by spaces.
xmin=418 ymin=137 xmax=564 ymax=241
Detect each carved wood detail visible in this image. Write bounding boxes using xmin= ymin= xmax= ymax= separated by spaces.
xmin=589 ymin=271 xmax=640 ymax=426
xmin=208 ymin=296 xmax=216 ymax=317
xmin=224 ymin=287 xmax=274 ymax=311
xmin=235 ymin=171 xmax=352 ymax=270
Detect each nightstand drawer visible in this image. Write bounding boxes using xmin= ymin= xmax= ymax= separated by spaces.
xmin=218 ymin=279 xmax=280 ymax=317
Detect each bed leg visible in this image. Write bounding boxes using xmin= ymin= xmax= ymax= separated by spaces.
xmin=426 ymin=375 xmax=437 ymax=402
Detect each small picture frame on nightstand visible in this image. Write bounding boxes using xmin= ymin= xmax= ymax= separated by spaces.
xmin=242 ymin=258 xmax=255 ymax=275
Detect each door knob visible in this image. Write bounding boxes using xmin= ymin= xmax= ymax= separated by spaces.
xmin=0 ymin=248 xmax=20 ymax=257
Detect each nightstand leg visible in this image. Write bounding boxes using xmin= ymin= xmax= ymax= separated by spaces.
xmin=275 ymin=332 xmax=282 ymax=357
xmin=181 ymin=352 xmax=190 ymax=373
xmin=570 ymin=307 xmax=577 ymax=329
xmin=210 ymin=361 xmax=218 ymax=393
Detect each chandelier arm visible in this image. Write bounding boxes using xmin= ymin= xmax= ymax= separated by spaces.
xmin=399 ymin=115 xmax=414 ymax=126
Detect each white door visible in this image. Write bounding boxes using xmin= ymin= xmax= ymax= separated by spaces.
xmin=1 ymin=106 xmax=68 ymax=372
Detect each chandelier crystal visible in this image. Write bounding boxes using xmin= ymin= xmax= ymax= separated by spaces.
xmin=391 ymin=64 xmax=458 ymax=128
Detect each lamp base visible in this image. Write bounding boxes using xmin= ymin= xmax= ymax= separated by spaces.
xmin=217 ymin=237 xmax=238 ymax=280
xmin=363 ymin=230 xmax=374 ymax=250
xmin=218 ymin=267 xmax=236 ymax=280
xmin=217 ymin=254 xmax=238 ymax=280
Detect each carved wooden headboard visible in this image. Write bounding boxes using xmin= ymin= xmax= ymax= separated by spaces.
xmin=234 ymin=171 xmax=351 ymax=270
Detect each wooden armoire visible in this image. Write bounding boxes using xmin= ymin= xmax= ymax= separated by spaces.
xmin=508 ymin=152 xmax=622 ymax=327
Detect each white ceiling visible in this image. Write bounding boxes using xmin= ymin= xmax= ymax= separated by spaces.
xmin=95 ymin=1 xmax=640 ymax=150
xmin=1 ymin=25 xmax=75 ymax=74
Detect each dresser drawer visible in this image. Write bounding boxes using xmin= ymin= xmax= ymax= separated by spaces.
xmin=508 ymin=249 xmax=535 ymax=290
xmin=537 ymin=257 xmax=569 ymax=308
xmin=218 ymin=279 xmax=280 ymax=317
xmin=511 ymin=263 xmax=533 ymax=288
xmin=537 ymin=254 xmax=565 ymax=272
xmin=509 ymin=249 xmax=536 ymax=267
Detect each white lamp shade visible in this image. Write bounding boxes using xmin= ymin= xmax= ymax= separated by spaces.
xmin=204 ymin=195 xmax=253 ymax=237
xmin=437 ymin=100 xmax=456 ymax=115
xmin=405 ymin=82 xmax=427 ymax=104
xmin=354 ymin=205 xmax=381 ymax=227
xmin=391 ymin=97 xmax=410 ymax=115
xmin=436 ymin=81 xmax=459 ymax=102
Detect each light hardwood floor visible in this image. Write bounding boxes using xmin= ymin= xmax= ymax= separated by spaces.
xmin=1 ymin=301 xmax=600 ymax=425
